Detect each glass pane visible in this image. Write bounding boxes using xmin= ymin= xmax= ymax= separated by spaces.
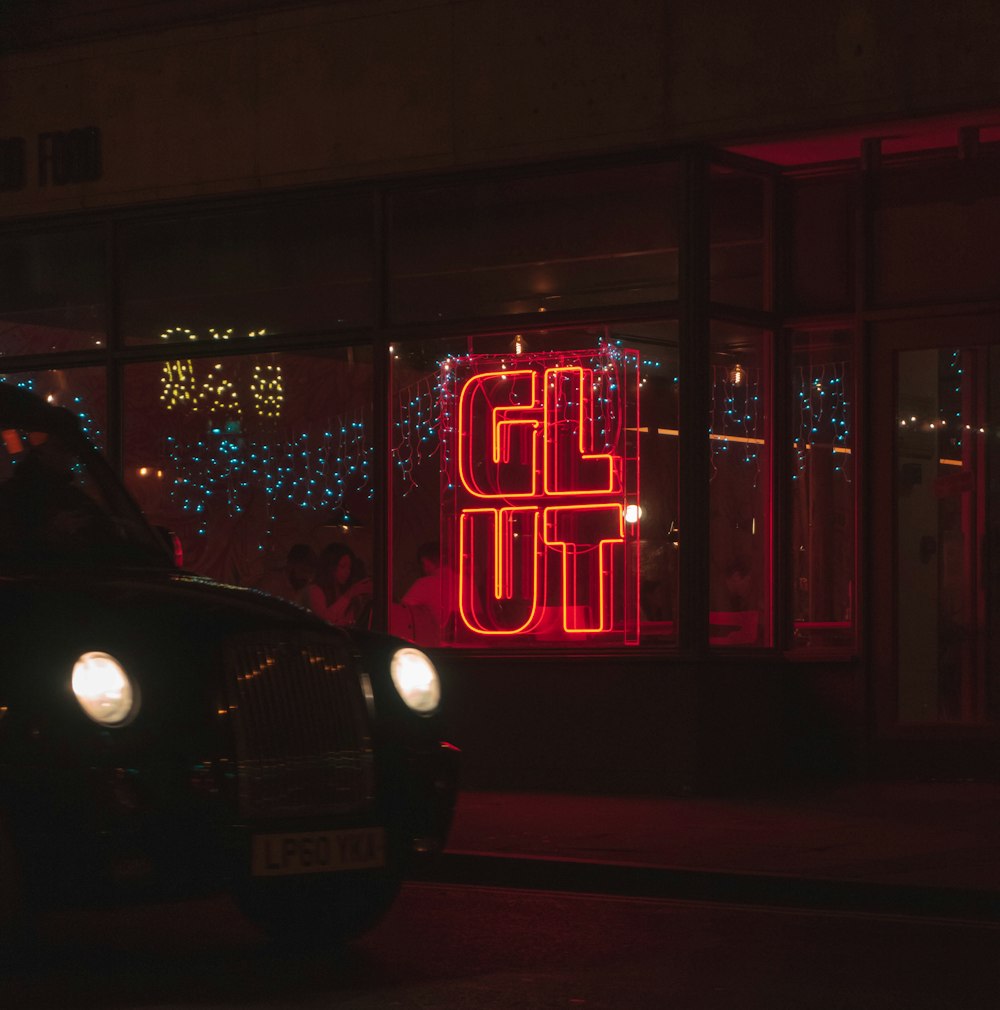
xmin=790 ymin=177 xmax=853 ymax=314
xmin=789 ymin=330 xmax=856 ymax=650
xmin=389 ymin=163 xmax=679 ymax=323
xmin=0 ymin=229 xmax=107 ymax=356
xmin=390 ymin=323 xmax=677 ymax=649
xmin=709 ymin=322 xmax=772 ymax=647
xmin=895 ymin=345 xmax=999 ymax=724
xmin=875 ymin=156 xmax=1000 ymax=306
xmin=123 ymin=349 xmax=374 ymax=609
xmin=0 ymin=368 xmax=106 ymax=452
xmin=119 ymin=198 xmax=374 ymax=344
xmin=711 ymin=166 xmax=768 ymax=310
xmin=628 ymin=322 xmax=680 ymax=642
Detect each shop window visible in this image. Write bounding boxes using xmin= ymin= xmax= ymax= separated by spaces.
xmin=709 ymin=322 xmax=772 ymax=648
xmin=710 ymin=166 xmax=769 ymax=310
xmin=0 ymin=367 xmax=106 ymax=451
xmin=875 ymin=153 xmax=1000 ymax=306
xmin=0 ymin=229 xmax=107 ymax=356
xmin=789 ymin=329 xmax=856 ymax=652
xmin=389 ymin=323 xmax=678 ymax=649
xmin=893 ymin=341 xmax=998 ymax=724
xmin=388 ymin=164 xmax=679 ymax=324
xmin=122 ymin=348 xmax=374 ymax=607
xmin=790 ymin=176 xmax=853 ymax=314
xmin=118 ymin=197 xmax=374 ymax=345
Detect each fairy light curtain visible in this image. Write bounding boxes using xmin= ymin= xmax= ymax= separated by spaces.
xmin=706 ymin=361 xmax=853 ymax=476
xmin=161 ymin=359 xmax=372 ymax=531
xmin=394 ymin=371 xmax=444 ymax=496
xmin=710 ymin=362 xmax=764 ymax=485
xmin=792 ymin=361 xmax=852 ymax=479
xmin=789 ymin=351 xmax=855 ymax=646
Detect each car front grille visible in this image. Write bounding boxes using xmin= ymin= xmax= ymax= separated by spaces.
xmin=223 ymin=631 xmax=375 ymax=819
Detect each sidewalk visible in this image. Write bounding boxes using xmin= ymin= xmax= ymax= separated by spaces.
xmin=422 ymin=781 xmax=1000 ymax=918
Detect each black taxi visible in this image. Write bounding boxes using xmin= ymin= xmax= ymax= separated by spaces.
xmin=0 ymin=383 xmax=458 ymax=944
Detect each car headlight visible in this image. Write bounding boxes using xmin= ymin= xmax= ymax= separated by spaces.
xmin=390 ymin=647 xmax=440 ymax=715
xmin=71 ymin=651 xmax=138 ymax=726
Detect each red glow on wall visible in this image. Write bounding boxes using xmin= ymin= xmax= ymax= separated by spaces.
xmin=442 ymin=347 xmax=640 ymax=646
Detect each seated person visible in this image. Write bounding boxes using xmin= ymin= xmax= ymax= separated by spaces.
xmin=255 ymin=542 xmax=316 ymax=607
xmin=307 ymin=542 xmax=372 ymax=627
xmin=400 ymin=541 xmax=452 ymax=644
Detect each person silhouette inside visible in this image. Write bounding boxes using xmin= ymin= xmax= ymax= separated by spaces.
xmin=307 ymin=542 xmax=372 ymax=626
xmin=400 ymin=540 xmax=453 ymax=644
xmin=253 ymin=542 xmax=316 ymax=605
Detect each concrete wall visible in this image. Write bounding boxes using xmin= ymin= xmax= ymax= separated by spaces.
xmin=3 ymin=0 xmax=1000 ymax=218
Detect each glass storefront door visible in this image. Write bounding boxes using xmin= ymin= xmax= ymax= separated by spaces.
xmin=874 ymin=318 xmax=1000 ymax=730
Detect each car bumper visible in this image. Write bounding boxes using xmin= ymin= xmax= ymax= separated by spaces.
xmin=3 ymin=738 xmax=459 ymax=907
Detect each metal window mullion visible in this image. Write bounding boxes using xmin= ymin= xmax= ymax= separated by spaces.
xmin=857 ymin=141 xmax=878 ymax=745
xmin=771 ymin=175 xmax=792 ymax=652
xmin=678 ymin=150 xmax=711 ymax=655
xmin=370 ymin=189 xmax=391 ymax=635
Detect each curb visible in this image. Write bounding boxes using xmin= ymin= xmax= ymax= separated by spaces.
xmin=411 ymin=851 xmax=1000 ymax=923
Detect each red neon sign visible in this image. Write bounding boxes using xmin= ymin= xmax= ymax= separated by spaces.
xmin=442 ymin=347 xmax=640 ymax=646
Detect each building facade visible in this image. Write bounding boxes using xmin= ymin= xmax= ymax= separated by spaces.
xmin=2 ymin=0 xmax=1000 ymax=791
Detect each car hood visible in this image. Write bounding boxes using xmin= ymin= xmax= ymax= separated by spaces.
xmin=0 ymin=567 xmax=330 ymax=637
xmin=0 ymin=568 xmax=356 ymax=735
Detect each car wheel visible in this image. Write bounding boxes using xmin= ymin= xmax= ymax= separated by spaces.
xmin=236 ymin=871 xmax=402 ymax=948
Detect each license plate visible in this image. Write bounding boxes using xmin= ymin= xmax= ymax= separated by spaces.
xmin=251 ymin=827 xmax=386 ymax=877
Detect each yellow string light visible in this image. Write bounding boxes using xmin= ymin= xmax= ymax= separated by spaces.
xmin=161 ymin=359 xmax=199 ymax=411
xmin=251 ymin=363 xmax=283 ymax=419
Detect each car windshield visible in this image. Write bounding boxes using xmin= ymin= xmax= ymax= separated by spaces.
xmin=0 ymin=422 xmax=171 ymax=571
